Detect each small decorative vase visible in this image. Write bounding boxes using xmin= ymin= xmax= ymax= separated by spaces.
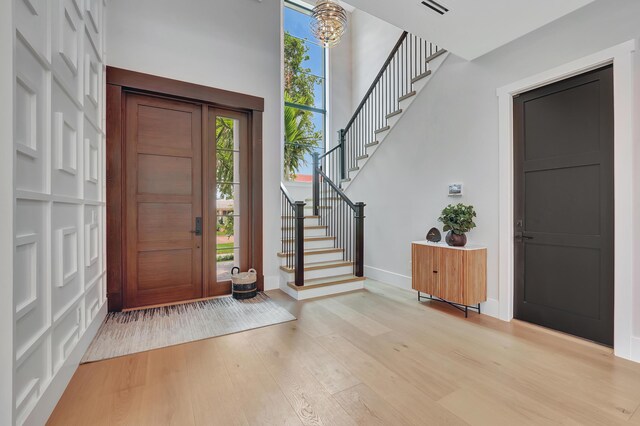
xmin=426 ymin=227 xmax=441 ymax=242
xmin=445 ymin=231 xmax=467 ymax=247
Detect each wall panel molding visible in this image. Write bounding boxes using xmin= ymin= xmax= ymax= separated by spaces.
xmin=11 ymin=0 xmax=107 ymax=423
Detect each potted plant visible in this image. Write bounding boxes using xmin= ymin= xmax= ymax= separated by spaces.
xmin=438 ymin=203 xmax=477 ymax=247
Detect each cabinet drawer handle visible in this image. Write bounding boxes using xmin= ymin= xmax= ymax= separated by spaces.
xmin=433 ymin=271 xmax=438 ymax=274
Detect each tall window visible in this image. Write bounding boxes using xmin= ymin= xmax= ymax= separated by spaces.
xmin=284 ymin=1 xmax=327 ymax=182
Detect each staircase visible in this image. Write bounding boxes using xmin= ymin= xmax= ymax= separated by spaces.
xmin=279 ymin=184 xmax=365 ymax=300
xmin=280 ymin=31 xmax=447 ymax=300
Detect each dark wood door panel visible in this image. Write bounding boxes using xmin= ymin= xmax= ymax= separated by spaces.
xmin=137 ymin=249 xmax=193 ymax=291
xmin=137 ymin=155 xmax=193 ymax=195
xmin=137 ymin=104 xmax=194 ymax=153
xmin=125 ymin=93 xmax=203 ymax=308
xmin=514 ymin=65 xmax=614 ymax=346
xmin=138 ymin=203 xmax=192 ymax=242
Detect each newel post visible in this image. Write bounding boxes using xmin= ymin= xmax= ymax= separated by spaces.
xmin=294 ymin=201 xmax=306 ymax=286
xmin=354 ymin=202 xmax=366 ymax=277
xmin=312 ymin=152 xmax=320 ymax=216
xmin=339 ymin=129 xmax=346 ymax=181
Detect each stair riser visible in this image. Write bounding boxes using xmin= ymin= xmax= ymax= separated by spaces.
xmin=281 ymin=264 xmax=354 ymax=281
xmin=280 ymin=280 xmax=365 ymax=301
xmin=386 ymin=110 xmax=404 ymax=128
xmin=283 ymin=217 xmax=320 ymax=225
xmin=282 ymin=228 xmax=327 ymax=238
xmin=279 ymin=250 xmax=343 ymax=265
xmin=398 ymin=93 xmax=418 ymax=113
xmin=412 ymin=74 xmax=432 ymax=93
xmin=283 ymin=239 xmax=335 ymax=250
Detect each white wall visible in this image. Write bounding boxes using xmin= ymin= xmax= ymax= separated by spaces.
xmin=10 ymin=0 xmax=109 ymax=424
xmin=107 ymin=0 xmax=283 ymax=289
xmin=328 ymin=12 xmax=353 ymax=149
xmin=634 ymin=38 xmax=640 ymax=361
xmin=1 ymin=0 xmax=14 ymax=424
xmin=350 ymin=10 xmax=402 ymax=108
xmin=345 ymin=0 xmax=640 ymax=349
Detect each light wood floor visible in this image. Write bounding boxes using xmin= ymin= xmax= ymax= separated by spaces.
xmin=48 ymin=280 xmax=640 ymax=426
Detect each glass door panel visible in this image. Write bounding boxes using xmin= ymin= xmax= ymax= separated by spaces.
xmin=209 ymin=110 xmax=249 ymax=295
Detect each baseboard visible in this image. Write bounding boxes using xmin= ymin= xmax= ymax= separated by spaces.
xmin=480 ymin=298 xmax=501 ymax=320
xmin=364 ymin=265 xmax=411 ymax=290
xmin=631 ymin=336 xmax=640 ymax=362
xmin=24 ymin=301 xmax=107 ymax=426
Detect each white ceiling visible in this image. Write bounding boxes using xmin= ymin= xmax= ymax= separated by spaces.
xmin=342 ymin=0 xmax=596 ymax=60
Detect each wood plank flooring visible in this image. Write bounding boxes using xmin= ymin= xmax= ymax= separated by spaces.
xmin=48 ymin=280 xmax=640 ymax=425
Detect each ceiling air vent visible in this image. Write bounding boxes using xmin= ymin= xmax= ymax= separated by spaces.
xmin=420 ymin=0 xmax=449 ymax=15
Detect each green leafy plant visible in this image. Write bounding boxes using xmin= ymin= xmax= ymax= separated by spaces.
xmin=438 ymin=204 xmax=477 ymax=235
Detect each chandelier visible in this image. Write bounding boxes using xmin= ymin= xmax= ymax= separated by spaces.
xmin=311 ymin=0 xmax=348 ymax=48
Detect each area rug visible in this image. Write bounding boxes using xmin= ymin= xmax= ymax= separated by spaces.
xmin=81 ymin=293 xmax=296 ymax=363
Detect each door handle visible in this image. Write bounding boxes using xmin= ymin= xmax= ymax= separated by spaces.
xmin=514 ymin=231 xmax=533 ymax=240
xmin=191 ymin=217 xmax=202 ymax=236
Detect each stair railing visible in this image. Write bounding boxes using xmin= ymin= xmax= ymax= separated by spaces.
xmin=312 ymin=153 xmax=365 ymax=277
xmin=308 ymin=31 xmax=442 ymax=281
xmin=319 ymin=31 xmax=443 ymax=185
xmin=281 ymin=183 xmax=305 ymax=286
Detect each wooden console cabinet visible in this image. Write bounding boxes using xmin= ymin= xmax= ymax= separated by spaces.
xmin=411 ymin=241 xmax=487 ymax=316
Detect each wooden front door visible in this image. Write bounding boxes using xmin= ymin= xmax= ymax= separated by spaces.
xmin=125 ymin=94 xmax=203 ymax=308
xmin=514 ymin=65 xmax=614 ymax=346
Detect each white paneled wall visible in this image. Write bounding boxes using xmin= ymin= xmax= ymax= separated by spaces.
xmin=12 ymin=0 xmax=107 ymax=424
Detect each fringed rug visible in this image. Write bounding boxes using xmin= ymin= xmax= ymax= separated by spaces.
xmin=81 ymin=293 xmax=296 ymax=363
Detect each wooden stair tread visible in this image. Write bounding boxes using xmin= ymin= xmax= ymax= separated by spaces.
xmin=365 ymin=141 xmax=379 ymax=148
xmin=280 ymin=260 xmax=354 ymax=273
xmin=411 ymin=70 xmax=432 ymax=84
xmin=282 ymin=236 xmax=335 ymax=243
xmin=398 ymin=91 xmax=417 ymax=102
xmin=386 ymin=109 xmax=402 ymax=119
xmin=277 ymin=247 xmax=343 ymax=257
xmin=281 ymin=225 xmax=327 ymax=230
xmin=374 ymin=126 xmax=391 ymax=134
xmin=287 ymin=274 xmax=365 ymax=290
xmin=425 ymin=49 xmax=447 ymax=63
xmin=356 ymin=154 xmax=369 ymax=160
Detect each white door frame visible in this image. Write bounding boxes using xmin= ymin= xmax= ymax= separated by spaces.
xmin=496 ymin=39 xmax=637 ymax=360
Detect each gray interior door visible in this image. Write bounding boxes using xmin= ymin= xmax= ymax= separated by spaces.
xmin=513 ymin=65 xmax=614 ymax=346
